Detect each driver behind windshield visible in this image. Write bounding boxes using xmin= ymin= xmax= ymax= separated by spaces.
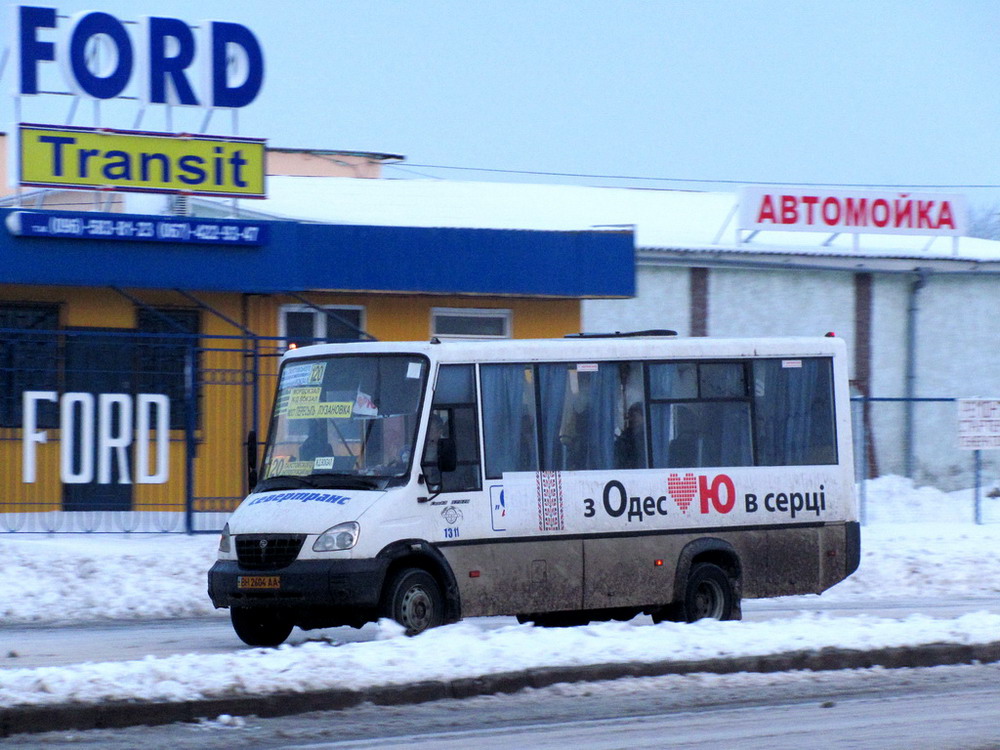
xmin=299 ymin=419 xmax=333 ymax=462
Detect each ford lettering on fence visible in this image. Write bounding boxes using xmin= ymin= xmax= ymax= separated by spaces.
xmin=22 ymin=390 xmax=170 ymax=484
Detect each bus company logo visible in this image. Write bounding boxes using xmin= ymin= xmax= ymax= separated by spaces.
xmin=489 ymin=485 xmax=507 ymax=532
xmin=668 ymin=473 xmax=736 ymax=515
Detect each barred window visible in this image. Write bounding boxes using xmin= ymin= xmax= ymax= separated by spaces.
xmin=0 ymin=304 xmax=60 ymax=428
xmin=135 ymin=308 xmax=200 ymax=429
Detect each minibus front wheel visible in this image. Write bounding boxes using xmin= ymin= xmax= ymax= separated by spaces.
xmin=382 ymin=568 xmax=444 ymax=635
xmin=230 ymin=607 xmax=294 ymax=647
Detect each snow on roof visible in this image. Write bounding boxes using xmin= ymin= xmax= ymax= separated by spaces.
xmin=238 ymin=177 xmax=1000 ymax=264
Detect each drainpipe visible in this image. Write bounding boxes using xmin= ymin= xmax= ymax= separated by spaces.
xmin=904 ymin=269 xmax=929 ymax=478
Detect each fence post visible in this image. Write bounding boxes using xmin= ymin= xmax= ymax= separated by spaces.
xmin=859 ymin=395 xmax=868 ymax=525
xmin=252 ymin=336 xmax=260 ymax=452
xmin=974 ymin=449 xmax=982 ymax=525
xmin=184 ymin=341 xmax=196 ymax=534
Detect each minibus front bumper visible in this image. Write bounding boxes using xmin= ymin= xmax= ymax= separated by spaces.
xmin=208 ymin=558 xmax=388 ymax=610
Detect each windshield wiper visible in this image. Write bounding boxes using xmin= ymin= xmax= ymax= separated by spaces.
xmin=253 ymin=474 xmax=317 ymax=492
xmin=310 ymin=472 xmax=381 ymax=490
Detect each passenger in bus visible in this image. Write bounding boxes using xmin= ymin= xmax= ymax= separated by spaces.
xmin=615 ymin=402 xmax=646 ymax=469
xmin=668 ymin=406 xmax=700 ymax=468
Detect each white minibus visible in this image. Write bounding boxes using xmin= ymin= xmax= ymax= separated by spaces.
xmin=209 ymin=333 xmax=860 ymax=646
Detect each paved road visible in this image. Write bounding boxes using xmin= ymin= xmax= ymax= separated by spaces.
xmin=7 ymin=661 xmax=1000 ymax=749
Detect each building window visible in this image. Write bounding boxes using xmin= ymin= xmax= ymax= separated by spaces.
xmin=431 ymin=308 xmax=511 ymax=340
xmin=0 ymin=304 xmax=60 ymax=428
xmin=280 ymin=305 xmax=365 ymax=347
xmin=135 ymin=308 xmax=201 ymax=429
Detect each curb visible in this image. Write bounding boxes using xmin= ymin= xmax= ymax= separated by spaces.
xmin=3 ymin=641 xmax=1000 ymax=738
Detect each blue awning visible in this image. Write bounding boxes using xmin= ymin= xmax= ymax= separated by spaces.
xmin=0 ymin=208 xmax=634 ymax=298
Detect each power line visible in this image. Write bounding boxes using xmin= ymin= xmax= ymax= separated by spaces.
xmin=392 ymin=163 xmax=1000 ymax=190
xmin=385 ymin=165 xmax=446 ymax=180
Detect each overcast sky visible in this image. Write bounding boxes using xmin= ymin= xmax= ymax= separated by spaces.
xmin=5 ymin=0 xmax=1000 ymax=206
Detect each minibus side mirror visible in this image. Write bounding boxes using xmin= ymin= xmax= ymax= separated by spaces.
xmin=246 ymin=430 xmax=258 ymax=491
xmin=421 ymin=436 xmax=457 ymax=494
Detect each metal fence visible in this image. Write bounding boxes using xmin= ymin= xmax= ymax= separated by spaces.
xmin=1 ymin=326 xmax=286 ymax=534
xmin=2 ymin=328 xmax=998 ymax=532
xmin=852 ymin=396 xmax=1000 ymax=525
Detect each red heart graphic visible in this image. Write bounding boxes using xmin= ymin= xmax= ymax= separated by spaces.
xmin=667 ymin=473 xmax=698 ymax=513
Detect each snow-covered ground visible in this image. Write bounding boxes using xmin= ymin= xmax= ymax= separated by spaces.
xmin=1 ymin=476 xmax=999 ymax=708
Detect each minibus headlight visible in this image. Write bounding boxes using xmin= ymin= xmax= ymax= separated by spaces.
xmin=313 ymin=522 xmax=360 ymax=552
xmin=219 ymin=523 xmax=231 ymax=554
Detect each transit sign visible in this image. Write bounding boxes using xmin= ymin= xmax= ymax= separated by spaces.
xmin=19 ymin=124 xmax=266 ymax=197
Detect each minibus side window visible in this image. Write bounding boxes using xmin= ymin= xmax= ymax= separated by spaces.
xmin=752 ymin=357 xmax=837 ymax=466
xmin=613 ymin=362 xmax=648 ymax=470
xmin=481 ymin=364 xmax=538 ymax=479
xmin=648 ymin=361 xmax=753 ymax=469
xmin=537 ymin=362 xmax=637 ymax=472
xmin=424 ymin=365 xmax=481 ymax=491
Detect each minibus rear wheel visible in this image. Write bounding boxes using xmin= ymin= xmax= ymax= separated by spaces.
xmin=683 ymin=562 xmax=736 ymax=622
xmin=383 ymin=568 xmax=444 ymax=635
xmin=230 ymin=607 xmax=294 ymax=647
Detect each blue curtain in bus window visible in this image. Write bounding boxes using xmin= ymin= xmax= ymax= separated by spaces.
xmin=585 ymin=365 xmax=620 ymax=470
xmin=537 ymin=365 xmax=568 ymax=470
xmin=753 ymin=358 xmax=837 ymax=465
xmin=538 ymin=364 xmax=621 ymax=471
xmin=648 ymin=363 xmax=688 ymax=468
xmin=650 ymin=363 xmax=698 ymax=400
xmin=481 ymin=364 xmax=538 ymax=478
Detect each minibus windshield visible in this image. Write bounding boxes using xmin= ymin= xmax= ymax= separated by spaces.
xmin=258 ymin=353 xmax=428 ymax=490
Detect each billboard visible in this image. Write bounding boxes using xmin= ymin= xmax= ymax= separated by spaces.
xmin=738 ymin=187 xmax=967 ymax=237
xmin=19 ymin=124 xmax=266 ymax=198
xmin=14 ymin=5 xmax=264 ymax=108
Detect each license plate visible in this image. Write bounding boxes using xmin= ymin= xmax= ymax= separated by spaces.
xmin=237 ymin=575 xmax=281 ymax=590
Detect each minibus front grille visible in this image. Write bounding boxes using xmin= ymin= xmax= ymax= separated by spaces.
xmin=235 ymin=534 xmax=306 ymax=570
